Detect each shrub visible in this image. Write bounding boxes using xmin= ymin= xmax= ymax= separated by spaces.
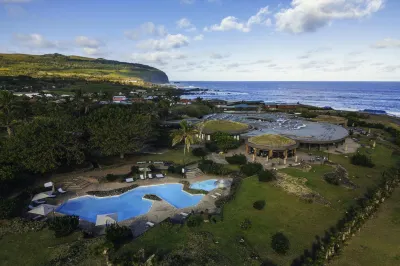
xmin=186 ymin=214 xmax=203 ymax=227
xmin=226 ymin=154 xmax=247 ymax=165
xmin=253 ymin=200 xmax=266 ymax=210
xmin=240 ymin=162 xmax=263 ymax=177
xmin=105 ymin=224 xmax=133 ymax=247
xmin=271 ymin=232 xmax=290 ymax=254
xmin=212 ymin=132 xmax=240 ymax=152
xmin=351 ymin=153 xmax=375 ymax=168
xmin=205 ymin=142 xmax=219 ymax=152
xmin=258 ymin=170 xmax=276 ymax=182
xmin=300 ymin=112 xmax=318 ymax=118
xmin=198 ymin=161 xmax=232 ymax=176
xmin=105 ymin=174 xmax=119 ymax=182
xmin=130 ymin=165 xmax=139 ymax=174
xmin=148 ymin=164 xmax=156 ymax=172
xmin=48 ymin=215 xmax=79 ymax=237
xmin=0 ymin=199 xmax=18 ymax=219
xmin=240 ymin=218 xmax=252 ymax=230
xmin=167 ymin=165 xmax=175 ymax=173
xmin=192 ymin=147 xmax=208 ymax=159
xmin=143 ymin=194 xmax=162 ymax=201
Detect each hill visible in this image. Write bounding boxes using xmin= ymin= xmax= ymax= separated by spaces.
xmin=0 ymin=53 xmax=169 ymax=84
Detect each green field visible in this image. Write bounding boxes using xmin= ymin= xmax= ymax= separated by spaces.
xmin=329 ymin=188 xmax=400 ymax=266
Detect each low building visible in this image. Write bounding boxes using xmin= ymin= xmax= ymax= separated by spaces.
xmin=178 ymin=99 xmax=192 ymax=105
xmin=312 ymin=115 xmax=348 ymax=127
xmin=113 ymin=96 xmax=127 ymax=103
xmin=198 ymin=120 xmax=250 ymax=141
xmin=245 ymin=134 xmax=299 ymax=159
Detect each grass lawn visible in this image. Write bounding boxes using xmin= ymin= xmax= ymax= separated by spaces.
xmin=329 ymin=188 xmax=400 ymax=266
xmin=117 ymin=176 xmax=342 ymax=265
xmin=0 ymin=229 xmax=106 ymax=266
xmin=203 ymin=120 xmax=249 ymax=133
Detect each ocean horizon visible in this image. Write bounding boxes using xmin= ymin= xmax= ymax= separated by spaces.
xmin=177 ymin=81 xmax=400 ymax=117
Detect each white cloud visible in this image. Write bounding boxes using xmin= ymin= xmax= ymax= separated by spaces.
xmin=75 ymin=36 xmax=103 ymax=48
xmin=12 ymin=33 xmax=64 ymax=49
xmin=204 ymin=6 xmax=271 ymax=32
xmin=83 ymin=47 xmax=107 ymax=57
xmin=0 ymin=0 xmax=32 ymax=3
xmin=125 ymin=22 xmax=168 ymax=40
xmin=371 ymin=38 xmax=400 ymax=49
xmin=210 ymin=52 xmax=230 ymax=59
xmin=177 ymin=18 xmax=197 ymax=31
xmin=193 ymin=34 xmax=204 ymax=41
xmin=130 ymin=51 xmax=187 ymax=66
xmin=136 ymin=34 xmax=189 ymax=50
xmin=275 ymin=0 xmax=385 ymax=33
xmin=180 ymin=0 xmax=195 ymax=4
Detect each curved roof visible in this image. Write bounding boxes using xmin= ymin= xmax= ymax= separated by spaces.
xmin=201 ymin=120 xmax=249 ymax=134
xmin=247 ymin=134 xmax=298 ymax=150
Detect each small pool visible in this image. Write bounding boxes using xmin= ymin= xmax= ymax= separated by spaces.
xmin=57 ymin=183 xmax=207 ymax=223
xmin=189 ymin=179 xmax=218 ymax=191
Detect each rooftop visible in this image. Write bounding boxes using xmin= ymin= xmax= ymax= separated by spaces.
xmin=312 ymin=115 xmax=347 ymax=124
xmin=201 ymin=120 xmax=249 ymax=134
xmin=248 ymin=134 xmax=296 ymax=148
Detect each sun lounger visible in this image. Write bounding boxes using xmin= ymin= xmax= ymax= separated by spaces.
xmin=58 ymin=188 xmax=67 ymax=194
xmin=33 ymin=200 xmax=46 ymax=204
xmin=47 ymin=194 xmax=56 ymax=198
xmin=148 ymin=174 xmax=153 ymax=179
xmin=146 ymin=221 xmax=155 ymax=227
xmin=215 ymin=192 xmax=222 ymax=196
xmin=137 ymin=161 xmax=146 ymax=164
xmin=156 ymin=174 xmax=164 ymax=178
xmin=140 ymin=174 xmax=145 ymax=180
xmin=125 ymin=178 xmax=134 ymax=183
xmin=154 ymin=161 xmax=163 ymax=164
xmin=28 ymin=205 xmax=35 ymax=209
xmin=211 ymin=195 xmax=217 ymax=199
xmin=180 ymin=212 xmax=189 ymax=217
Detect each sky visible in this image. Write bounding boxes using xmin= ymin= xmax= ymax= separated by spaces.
xmin=0 ymin=0 xmax=400 ymax=81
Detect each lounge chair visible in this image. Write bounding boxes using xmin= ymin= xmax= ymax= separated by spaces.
xmin=146 ymin=221 xmax=155 ymax=227
xmin=33 ymin=200 xmax=46 ymax=204
xmin=148 ymin=174 xmax=153 ymax=179
xmin=215 ymin=192 xmax=222 ymax=196
xmin=211 ymin=195 xmax=217 ymax=199
xmin=180 ymin=212 xmax=189 ymax=217
xmin=58 ymin=188 xmax=67 ymax=194
xmin=125 ymin=178 xmax=134 ymax=183
xmin=47 ymin=194 xmax=56 ymax=198
xmin=140 ymin=174 xmax=145 ymax=180
xmin=156 ymin=174 xmax=164 ymax=178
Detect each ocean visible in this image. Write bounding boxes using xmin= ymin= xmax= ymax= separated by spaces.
xmin=177 ymin=81 xmax=400 ymax=117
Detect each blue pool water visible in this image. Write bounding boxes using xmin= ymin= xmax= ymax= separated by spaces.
xmin=56 ymin=182 xmax=215 ymax=223
xmin=189 ymin=179 xmax=218 ymax=191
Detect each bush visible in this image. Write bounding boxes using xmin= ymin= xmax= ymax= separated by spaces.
xmin=226 ymin=154 xmax=247 ymax=165
xmin=351 ymin=153 xmax=375 ymax=168
xmin=192 ymin=147 xmax=208 ymax=159
xmin=0 ymin=199 xmax=18 ymax=219
xmin=105 ymin=174 xmax=119 ymax=182
xmin=106 ymin=224 xmax=133 ymax=247
xmin=300 ymin=112 xmax=318 ymax=118
xmin=205 ymin=141 xmax=219 ymax=152
xmin=186 ymin=214 xmax=203 ymax=227
xmin=240 ymin=162 xmax=263 ymax=176
xmin=198 ymin=161 xmax=232 ymax=176
xmin=143 ymin=194 xmax=162 ymax=201
xmin=48 ymin=215 xmax=79 ymax=237
xmin=240 ymin=218 xmax=252 ymax=230
xmin=212 ymin=132 xmax=240 ymax=152
xmin=215 ymin=177 xmax=242 ymax=208
xmin=148 ymin=164 xmax=156 ymax=172
xmin=253 ymin=200 xmax=266 ymax=210
xmin=130 ymin=165 xmax=139 ymax=174
xmin=271 ymin=232 xmax=290 ymax=254
xmin=258 ymin=170 xmax=276 ymax=182
xmin=167 ymin=165 xmax=175 ymax=173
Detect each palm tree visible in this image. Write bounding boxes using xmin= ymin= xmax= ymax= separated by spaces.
xmin=0 ymin=90 xmax=17 ymax=137
xmin=170 ymin=120 xmax=198 ymax=167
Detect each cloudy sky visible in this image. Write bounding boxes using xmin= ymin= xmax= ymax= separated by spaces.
xmin=1 ymin=0 xmax=399 ymax=81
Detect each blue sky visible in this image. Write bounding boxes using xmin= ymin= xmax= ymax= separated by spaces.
xmin=1 ymin=0 xmax=399 ymax=81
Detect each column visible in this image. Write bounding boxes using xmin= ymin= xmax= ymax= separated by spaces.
xmin=284 ymin=150 xmax=288 ymax=159
xmin=266 ymin=156 xmax=269 ymax=162
xmin=295 ymin=156 xmax=298 ymax=163
xmin=308 ymin=144 xmax=311 ymax=151
xmin=246 ymin=144 xmax=249 ymax=154
xmin=293 ymin=148 xmax=296 ymax=156
xmin=268 ymin=149 xmax=273 ymax=158
xmin=253 ymin=148 xmax=257 ymax=162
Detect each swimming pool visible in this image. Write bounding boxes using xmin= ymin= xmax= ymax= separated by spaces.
xmin=189 ymin=179 xmax=218 ymax=191
xmin=56 ymin=182 xmax=214 ymax=223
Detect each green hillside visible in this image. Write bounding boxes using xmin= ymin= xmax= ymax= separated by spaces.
xmin=0 ymin=53 xmax=169 ymax=84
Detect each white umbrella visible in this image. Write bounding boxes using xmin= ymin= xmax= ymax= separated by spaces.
xmin=28 ymin=204 xmax=57 ymax=216
xmin=96 ymin=213 xmax=118 ymax=226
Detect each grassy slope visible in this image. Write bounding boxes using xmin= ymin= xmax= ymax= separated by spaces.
xmin=329 ymin=188 xmax=400 ymax=266
xmin=0 ymin=53 xmax=168 ymax=84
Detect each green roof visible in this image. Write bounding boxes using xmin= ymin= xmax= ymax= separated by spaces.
xmin=201 ymin=120 xmax=249 ymax=134
xmin=312 ymin=115 xmax=347 ymax=123
xmin=248 ymin=134 xmax=296 ymax=147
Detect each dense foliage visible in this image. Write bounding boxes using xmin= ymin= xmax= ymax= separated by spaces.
xmin=253 ymin=200 xmax=266 ymax=210
xmin=211 ymin=132 xmax=240 ymax=152
xmin=192 ymin=147 xmax=208 ymax=159
xmin=271 ymin=232 xmax=290 ymax=254
xmin=48 ymin=215 xmax=79 ymax=238
xmin=215 ymin=176 xmax=242 ymax=208
xmin=186 ymin=214 xmax=203 ymax=227
xmin=198 ymin=160 xmax=232 ymax=176
xmin=105 ymin=223 xmax=133 ymax=248
xmin=258 ymin=170 xmax=277 ymax=182
xmin=240 ymin=162 xmax=263 ymax=177
xmin=351 ymin=153 xmax=375 ymax=168
xmin=226 ymin=154 xmax=247 ymax=165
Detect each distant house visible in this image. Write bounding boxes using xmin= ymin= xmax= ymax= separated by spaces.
xmin=178 ymin=99 xmax=192 ymax=105
xmin=206 ymin=99 xmax=228 ymax=107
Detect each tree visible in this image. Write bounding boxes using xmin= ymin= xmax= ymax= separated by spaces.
xmin=212 ymin=132 xmax=240 ymax=152
xmin=3 ymin=118 xmax=85 ymax=173
xmin=192 ymin=147 xmax=208 ymax=160
xmin=271 ymin=232 xmax=290 ymax=254
xmin=86 ymin=105 xmax=153 ymax=159
xmin=0 ymin=90 xmax=17 ymax=137
xmin=171 ymin=120 xmax=198 ymax=166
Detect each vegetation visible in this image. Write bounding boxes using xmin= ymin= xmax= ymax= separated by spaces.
xmin=105 ymin=224 xmax=133 ymax=248
xmin=191 ymin=147 xmax=208 ymax=159
xmin=240 ymin=218 xmax=252 ymax=230
xmin=186 ymin=214 xmax=204 ymax=227
xmin=240 ymin=162 xmax=263 ymax=177
xmin=312 ymin=115 xmax=347 ymax=124
xmin=170 ymin=104 xmax=213 ymax=119
xmin=198 ymin=160 xmax=232 ymax=176
xmin=351 ymin=153 xmax=375 ymax=167
xmin=212 ymin=131 xmax=240 ymax=152
xmin=48 ymin=216 xmax=79 ymax=238
xmin=179 ymin=180 xmax=208 ymax=195
xmin=258 ymin=170 xmax=277 ymax=182
xmin=226 ymin=154 xmax=247 ymax=165
xmin=86 ymin=184 xmax=139 ymax=197
xmin=271 ymin=232 xmax=290 ymax=255
xmin=202 ymin=120 xmax=248 ymax=133
xmin=143 ymin=194 xmax=162 ymax=201
xmin=171 ymin=120 xmax=199 ymax=166
xmin=248 ymin=134 xmax=296 ymax=147
xmin=253 ymin=200 xmax=266 ymax=210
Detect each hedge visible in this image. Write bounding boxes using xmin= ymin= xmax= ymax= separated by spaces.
xmin=226 ymin=154 xmax=247 ymax=165
xmin=351 ymin=153 xmax=375 ymax=168
xmin=240 ymin=162 xmax=263 ymax=177
xmin=48 ymin=215 xmax=79 ymax=238
xmin=87 ymin=184 xmax=139 ymax=197
xmin=258 ymin=170 xmax=276 ymax=182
